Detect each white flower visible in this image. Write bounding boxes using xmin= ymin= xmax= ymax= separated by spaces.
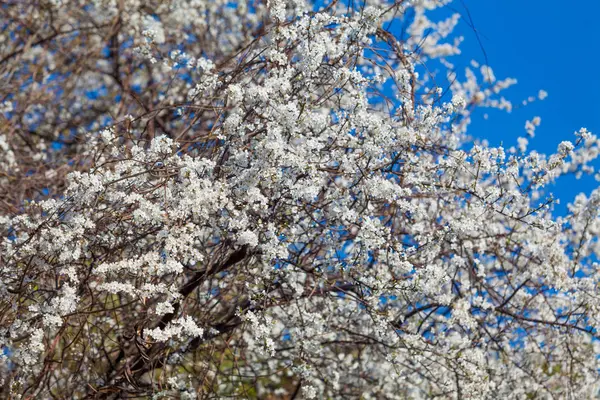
xmin=451 ymin=94 xmax=466 ymax=110
xmin=237 ymin=230 xmax=259 ymax=247
xmin=146 ymin=316 xmax=204 ymax=342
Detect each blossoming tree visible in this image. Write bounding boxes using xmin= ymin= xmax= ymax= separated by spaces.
xmin=1 ymin=0 xmax=600 ymax=398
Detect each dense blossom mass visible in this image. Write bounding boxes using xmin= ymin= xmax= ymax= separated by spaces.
xmin=1 ymin=0 xmax=600 ymax=398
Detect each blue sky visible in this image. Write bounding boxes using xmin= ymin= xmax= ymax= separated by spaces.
xmin=454 ymin=0 xmax=600 ymax=214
